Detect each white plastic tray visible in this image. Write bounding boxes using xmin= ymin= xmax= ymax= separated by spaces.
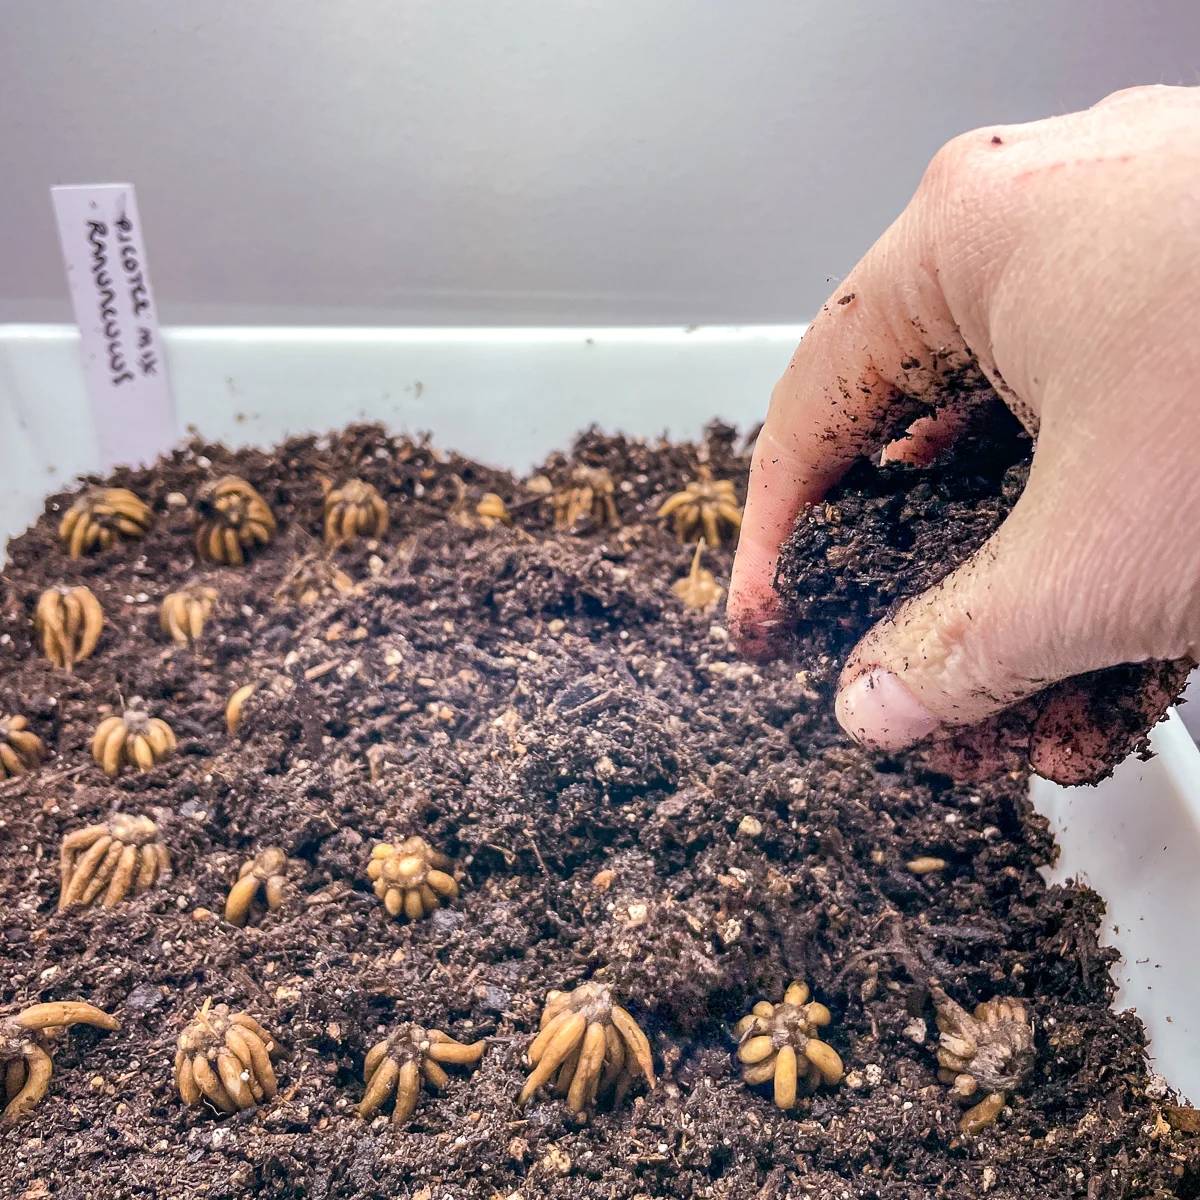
xmin=0 ymin=324 xmax=801 ymax=549
xmin=1033 ymin=710 xmax=1200 ymax=1100
xmin=3 ymin=322 xmax=1197 ymax=1100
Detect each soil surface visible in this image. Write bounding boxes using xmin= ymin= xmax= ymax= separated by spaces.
xmin=0 ymin=422 xmax=1196 ymax=1199
xmin=774 ymin=401 xmax=1192 ymax=785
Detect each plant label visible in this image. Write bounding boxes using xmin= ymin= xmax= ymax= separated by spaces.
xmin=51 ymin=183 xmax=177 ymax=469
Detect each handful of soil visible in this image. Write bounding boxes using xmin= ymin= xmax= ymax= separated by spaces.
xmin=774 ymin=402 xmax=1192 ymax=785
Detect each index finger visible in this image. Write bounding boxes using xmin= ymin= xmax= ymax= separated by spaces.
xmin=727 ymin=207 xmax=973 ymax=658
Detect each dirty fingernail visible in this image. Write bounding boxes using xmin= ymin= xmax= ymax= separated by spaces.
xmin=728 ymin=599 xmax=784 ymax=663
xmin=835 ymin=669 xmax=940 ymax=751
xmin=730 ymin=617 xmax=782 ymax=663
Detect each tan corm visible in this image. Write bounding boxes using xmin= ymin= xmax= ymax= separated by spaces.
xmin=671 ymin=541 xmax=724 ymax=610
xmin=175 ymin=1000 xmax=280 ymax=1114
xmin=448 ymin=478 xmax=511 ymax=531
xmin=521 ymin=982 xmax=655 ymax=1114
xmin=358 ymin=1023 xmax=486 ymax=1125
xmin=324 ymin=478 xmax=389 ymax=548
xmin=59 ymin=813 xmax=170 ymax=911
xmin=91 ymin=700 xmax=176 ymax=777
xmin=368 ymin=837 xmax=459 ymax=922
xmin=34 ymin=585 xmax=104 ymax=670
xmin=225 ymin=684 xmax=256 ymax=736
xmin=367 ymin=840 xmax=456 ymax=921
xmin=734 ymin=981 xmax=844 ymax=1109
xmin=553 ymin=467 xmax=619 ymax=532
xmin=274 ymin=554 xmax=355 ymax=608
xmin=225 ymin=847 xmax=304 ymax=927
xmin=657 ymin=466 xmax=742 ymax=547
xmin=476 ymin=493 xmax=511 ymax=528
xmin=932 ymin=985 xmax=1034 ymax=1135
xmin=1 ymin=1002 xmax=120 ymax=1123
xmin=0 ymin=716 xmax=44 ymax=779
xmin=59 ymin=488 xmax=153 ymax=558
xmin=194 ymin=476 xmax=277 ymax=565
xmin=160 ymin=585 xmax=218 ymax=646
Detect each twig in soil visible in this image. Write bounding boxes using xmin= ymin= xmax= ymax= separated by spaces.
xmin=832 ymin=911 xmax=929 ymax=992
xmin=833 ymin=945 xmax=918 ymax=991
xmin=0 ymin=762 xmax=88 ymax=798
xmin=385 ymin=533 xmax=421 ymax=577
xmin=523 ymin=828 xmax=548 ymax=875
xmin=231 ymin=966 xmax=278 ymax=1012
xmin=926 ymin=923 xmax=1009 ymax=948
xmin=505 ymin=493 xmax=547 ymax=514
xmin=304 ymin=885 xmax=352 ymax=908
xmin=484 ymin=842 xmax=518 ymax=866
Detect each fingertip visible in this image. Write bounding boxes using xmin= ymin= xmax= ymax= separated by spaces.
xmin=726 ymin=586 xmax=783 ymax=661
xmin=881 ymin=408 xmax=975 ymax=467
xmin=835 ymin=668 xmax=942 ymax=751
xmin=729 ymin=614 xmax=785 ymax=662
xmin=1028 ymin=686 xmax=1116 ymax=786
xmin=1029 ymin=658 xmax=1192 ymax=786
xmin=728 ymin=536 xmax=785 ymax=660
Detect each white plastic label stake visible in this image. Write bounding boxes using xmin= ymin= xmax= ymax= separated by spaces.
xmin=51 ymin=183 xmax=177 ymax=469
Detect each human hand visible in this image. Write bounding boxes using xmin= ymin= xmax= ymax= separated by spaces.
xmin=728 ymin=85 xmax=1200 ymax=778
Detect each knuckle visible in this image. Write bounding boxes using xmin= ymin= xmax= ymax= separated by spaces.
xmin=917 ymin=128 xmax=1013 ymax=218
xmin=1091 ymin=83 xmax=1171 ymax=111
xmin=919 ymin=132 xmax=980 ymax=195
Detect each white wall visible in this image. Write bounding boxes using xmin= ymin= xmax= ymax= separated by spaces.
xmin=2 ymin=0 xmax=1199 ymax=327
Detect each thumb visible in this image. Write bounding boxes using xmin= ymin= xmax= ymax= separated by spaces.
xmin=833 ymin=483 xmax=1109 ymax=751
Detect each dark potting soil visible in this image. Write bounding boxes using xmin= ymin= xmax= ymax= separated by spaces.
xmin=0 ymin=422 xmax=1194 ymax=1200
xmin=774 ymin=401 xmax=1192 ymax=786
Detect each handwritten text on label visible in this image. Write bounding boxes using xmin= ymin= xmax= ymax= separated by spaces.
xmin=52 ymin=183 xmax=176 ymax=469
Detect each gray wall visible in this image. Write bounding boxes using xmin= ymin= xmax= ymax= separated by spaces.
xmin=2 ymin=1 xmax=1199 ymax=327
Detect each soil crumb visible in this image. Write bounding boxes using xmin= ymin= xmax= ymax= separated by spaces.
xmin=0 ymin=422 xmax=1195 ymax=1199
